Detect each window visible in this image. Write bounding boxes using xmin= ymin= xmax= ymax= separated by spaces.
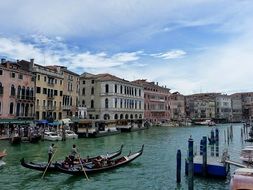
xmin=37 ymin=75 xmax=40 ymax=81
xmin=18 ymin=74 xmax=23 ymax=79
xmin=0 ymin=101 xmax=1 ymax=113
xmin=37 ymin=99 xmax=39 ymax=106
xmin=54 ymin=90 xmax=58 ymax=96
xmin=55 ymin=79 xmax=57 ymax=84
xmin=0 ymin=70 xmax=3 ymax=75
xmin=91 ymin=100 xmax=94 ymax=108
xmin=60 ymin=91 xmax=63 ymax=96
xmin=105 ymin=84 xmax=109 ymax=93
xmin=83 ymin=80 xmax=85 ymax=84
xmin=44 ymin=76 xmax=47 ymax=82
xmin=0 ymin=82 xmax=4 ymax=95
xmin=36 ymin=87 xmax=41 ymax=93
xmin=10 ymin=85 xmax=15 ymax=96
xmin=9 ymin=102 xmax=14 ymax=114
xmin=120 ymin=85 xmax=123 ymax=94
xmin=115 ymin=98 xmax=117 ymax=108
xmin=91 ymin=87 xmax=94 ymax=95
xmin=82 ymin=88 xmax=85 ymax=95
xmin=114 ymin=84 xmax=117 ymax=93
xmin=105 ymin=98 xmax=109 ymax=109
xmin=11 ymin=72 xmax=15 ymax=78
xmin=43 ymin=88 xmax=47 ymax=94
xmin=91 ymin=80 xmax=94 ymax=84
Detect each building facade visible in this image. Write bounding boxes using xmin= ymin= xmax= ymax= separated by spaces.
xmin=170 ymin=92 xmax=185 ymax=121
xmin=230 ymin=93 xmax=243 ymax=122
xmin=0 ymin=59 xmax=35 ymax=119
xmin=133 ymin=80 xmax=171 ymax=123
xmin=80 ymin=73 xmax=144 ymax=120
xmin=48 ymin=66 xmax=80 ymax=118
xmin=29 ymin=61 xmax=64 ymax=121
xmin=215 ymin=95 xmax=232 ymax=122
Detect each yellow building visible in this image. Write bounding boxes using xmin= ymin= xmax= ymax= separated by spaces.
xmin=33 ymin=63 xmax=64 ymax=120
xmin=48 ymin=66 xmax=80 ymax=118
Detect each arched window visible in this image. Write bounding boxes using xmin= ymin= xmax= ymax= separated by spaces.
xmin=120 ymin=114 xmax=123 ymax=119
xmin=26 ymin=87 xmax=30 ymax=99
xmin=21 ymin=86 xmax=25 ymax=99
xmin=17 ymin=86 xmax=21 ymax=98
xmin=114 ymin=114 xmax=118 ymax=120
xmin=114 ymin=84 xmax=117 ymax=93
xmin=105 ymin=98 xmax=109 ymax=109
xmin=125 ymin=114 xmax=129 ymax=119
xmin=135 ymin=114 xmax=138 ymax=119
xmin=9 ymin=102 xmax=14 ymax=114
xmin=130 ymin=114 xmax=133 ymax=119
xmin=70 ymin=97 xmax=72 ymax=106
xmin=139 ymin=114 xmax=142 ymax=119
xmin=82 ymin=88 xmax=85 ymax=95
xmin=105 ymin=84 xmax=109 ymax=93
xmin=91 ymin=100 xmax=94 ymax=108
xmin=91 ymin=87 xmax=94 ymax=95
xmin=104 ymin=114 xmax=110 ymax=120
xmin=30 ymin=88 xmax=34 ymax=100
xmin=16 ymin=103 xmax=20 ymax=116
xmin=0 ymin=101 xmax=2 ymax=113
xmin=82 ymin=100 xmax=85 ymax=106
xmin=115 ymin=98 xmax=117 ymax=108
xmin=120 ymin=85 xmax=123 ymax=94
xmin=0 ymin=82 xmax=3 ymax=95
xmin=11 ymin=84 xmax=15 ymax=96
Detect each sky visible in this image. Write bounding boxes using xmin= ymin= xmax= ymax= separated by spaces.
xmin=0 ymin=0 xmax=253 ymax=95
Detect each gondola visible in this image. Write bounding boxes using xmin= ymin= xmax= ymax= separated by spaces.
xmin=10 ymin=135 xmax=21 ymax=145
xmin=55 ymin=145 xmax=144 ymax=175
xmin=20 ymin=145 xmax=123 ymax=172
xmin=29 ymin=134 xmax=41 ymax=143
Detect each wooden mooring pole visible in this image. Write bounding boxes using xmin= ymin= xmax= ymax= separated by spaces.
xmin=188 ymin=137 xmax=194 ymax=190
xmin=176 ymin=149 xmax=181 ymax=183
xmin=202 ymin=136 xmax=207 ymax=177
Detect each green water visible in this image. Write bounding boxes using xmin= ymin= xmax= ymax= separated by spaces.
xmin=0 ymin=124 xmax=250 ymax=190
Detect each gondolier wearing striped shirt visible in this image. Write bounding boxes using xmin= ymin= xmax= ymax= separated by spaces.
xmin=48 ymin=144 xmax=55 ymax=163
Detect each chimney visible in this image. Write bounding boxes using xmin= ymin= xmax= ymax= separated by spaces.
xmin=17 ymin=59 xmax=19 ymax=63
xmin=1 ymin=58 xmax=6 ymax=64
xmin=30 ymin=58 xmax=34 ymax=64
xmin=156 ymin=82 xmax=158 ymax=85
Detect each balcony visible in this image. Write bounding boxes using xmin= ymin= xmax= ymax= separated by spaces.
xmin=62 ymin=105 xmax=72 ymax=110
xmin=46 ymin=106 xmax=56 ymax=111
xmin=47 ymin=95 xmax=54 ymax=99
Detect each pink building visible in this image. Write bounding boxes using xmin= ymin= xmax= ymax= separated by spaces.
xmin=0 ymin=59 xmax=35 ymax=119
xmin=133 ymin=80 xmax=171 ymax=123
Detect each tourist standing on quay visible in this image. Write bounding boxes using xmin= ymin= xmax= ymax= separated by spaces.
xmin=48 ymin=144 xmax=55 ymax=163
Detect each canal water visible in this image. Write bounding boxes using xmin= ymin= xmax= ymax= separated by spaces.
xmin=0 ymin=123 xmax=250 ymax=190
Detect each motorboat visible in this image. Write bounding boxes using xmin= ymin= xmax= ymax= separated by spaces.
xmin=43 ymin=131 xmax=62 ymax=141
xmin=230 ymin=168 xmax=253 ymax=190
xmin=65 ymin=130 xmax=78 ymax=139
xmin=194 ymin=119 xmax=216 ymax=126
xmin=240 ymin=146 xmax=253 ymax=163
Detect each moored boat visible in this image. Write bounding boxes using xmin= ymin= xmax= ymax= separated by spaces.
xmin=55 ymin=145 xmax=144 ymax=175
xmin=10 ymin=134 xmax=21 ymax=145
xmin=230 ymin=168 xmax=253 ymax=190
xmin=20 ymin=145 xmax=124 ymax=172
xmin=0 ymin=150 xmax=7 ymax=169
xmin=240 ymin=146 xmax=253 ymax=163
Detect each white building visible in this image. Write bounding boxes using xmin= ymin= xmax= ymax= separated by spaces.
xmin=216 ymin=95 xmax=232 ymax=122
xmin=79 ymin=73 xmax=144 ymax=120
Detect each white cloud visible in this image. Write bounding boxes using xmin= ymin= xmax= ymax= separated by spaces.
xmin=151 ymin=50 xmax=186 ymax=60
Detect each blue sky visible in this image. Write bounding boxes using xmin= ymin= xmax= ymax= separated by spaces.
xmin=0 ymin=0 xmax=253 ymax=95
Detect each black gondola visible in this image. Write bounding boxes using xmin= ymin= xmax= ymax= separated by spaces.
xmin=55 ymin=145 xmax=144 ymax=175
xmin=10 ymin=135 xmax=21 ymax=145
xmin=20 ymin=145 xmax=124 ymax=172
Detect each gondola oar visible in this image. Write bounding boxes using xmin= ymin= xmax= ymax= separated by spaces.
xmin=78 ymin=154 xmax=89 ymax=180
xmin=41 ymin=148 xmax=58 ymax=179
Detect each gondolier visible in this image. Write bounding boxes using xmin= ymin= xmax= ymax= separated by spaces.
xmin=69 ymin=144 xmax=78 ymax=166
xmin=48 ymin=144 xmax=55 ymax=163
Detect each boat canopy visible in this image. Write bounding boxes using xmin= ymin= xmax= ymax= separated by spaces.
xmin=0 ymin=119 xmax=33 ymax=124
xmin=48 ymin=121 xmax=61 ymax=126
xmin=35 ymin=120 xmax=48 ymax=124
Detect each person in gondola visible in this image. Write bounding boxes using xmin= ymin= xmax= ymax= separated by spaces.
xmin=48 ymin=143 xmax=55 ymax=163
xmin=69 ymin=144 xmax=78 ymax=167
